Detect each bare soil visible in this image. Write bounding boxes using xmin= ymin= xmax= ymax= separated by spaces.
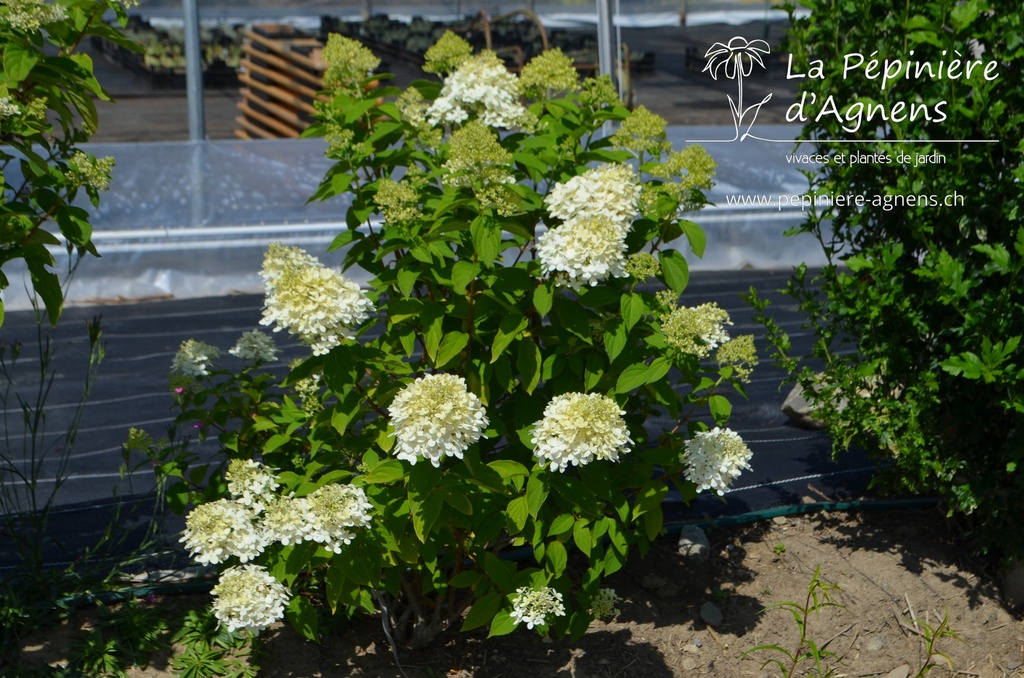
xmin=16 ymin=507 xmax=1024 ymax=677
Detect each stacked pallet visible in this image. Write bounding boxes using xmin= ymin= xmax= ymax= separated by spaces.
xmin=236 ymin=25 xmax=325 ymax=139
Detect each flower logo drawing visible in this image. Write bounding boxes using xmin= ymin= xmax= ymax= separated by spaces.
xmin=703 ymin=37 xmax=773 ymax=141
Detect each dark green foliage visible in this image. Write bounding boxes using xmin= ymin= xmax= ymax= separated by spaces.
xmin=767 ymin=0 xmax=1024 ymax=556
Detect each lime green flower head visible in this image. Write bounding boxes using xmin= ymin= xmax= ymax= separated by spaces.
xmin=423 ymin=31 xmax=473 ymax=75
xmin=519 ymin=48 xmax=580 ymax=98
xmin=611 ymin=105 xmax=671 ymax=158
xmin=322 ymin=34 xmax=380 ymax=95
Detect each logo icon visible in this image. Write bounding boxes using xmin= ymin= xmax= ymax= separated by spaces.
xmin=701 ymin=37 xmax=773 ymax=141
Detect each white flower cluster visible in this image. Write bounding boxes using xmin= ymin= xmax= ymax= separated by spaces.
xmin=304 ymin=484 xmax=375 ymax=554
xmin=229 ymin=330 xmax=278 ymax=363
xmin=684 ymin=427 xmax=753 ymax=496
xmin=427 ymin=51 xmax=529 ymax=129
xmin=0 ymin=96 xmax=20 ymax=118
xmin=180 ymin=499 xmax=266 ymax=565
xmin=171 ymin=339 xmax=221 ymax=377
xmin=2 ymin=0 xmax=66 ymax=32
xmin=531 ymin=393 xmax=633 ymax=472
xmin=181 ymin=461 xmax=375 ymax=632
xmin=211 ymin=565 xmax=290 ymax=634
xmin=536 ymin=216 xmax=628 ymax=288
xmin=538 ymin=164 xmax=641 ymax=288
xmin=544 ymin=164 xmax=641 ymax=228
xmin=389 ymin=373 xmax=489 ymax=467
xmin=226 ymin=459 xmax=279 ymax=512
xmin=660 ymin=302 xmax=733 ymax=358
xmin=588 ymin=588 xmax=621 ymax=621
xmin=510 ymin=586 xmax=566 ymax=630
xmin=259 ymin=243 xmax=374 ymax=356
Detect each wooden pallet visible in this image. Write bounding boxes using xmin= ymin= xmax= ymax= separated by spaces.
xmin=236 ymin=24 xmax=325 ymax=140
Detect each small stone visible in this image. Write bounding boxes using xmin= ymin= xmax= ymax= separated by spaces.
xmin=781 ymin=382 xmax=826 ymax=430
xmin=885 ymin=665 xmax=910 ymax=678
xmin=699 ymin=601 xmax=723 ymax=626
xmin=682 ymin=643 xmax=701 ymax=654
xmin=677 ymin=525 xmax=711 ymax=563
xmin=1006 ymin=658 xmax=1022 ymax=671
xmin=598 ymin=658 xmax=610 ymax=666
xmin=680 ymin=657 xmax=698 ymax=671
xmin=692 ymin=635 xmax=703 ymax=648
xmin=771 ymin=516 xmax=789 ymax=525
xmin=865 ymin=634 xmax=888 ymax=652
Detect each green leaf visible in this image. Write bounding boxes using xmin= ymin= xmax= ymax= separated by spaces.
xmin=545 ymin=540 xmax=568 ymax=578
xmin=659 ymin=249 xmax=690 ymax=294
xmin=491 ymin=313 xmax=527 ymax=363
xmin=487 ymin=609 xmax=518 ymax=638
xmin=362 ymin=459 xmax=405 ymax=484
xmin=604 ymin=319 xmax=628 ymax=362
xmin=489 ymin=459 xmax=530 ymax=480
xmin=620 ymin=293 xmax=644 ymax=330
xmin=708 ymin=394 xmax=732 ymax=423
xmin=506 ymin=495 xmax=529 ymax=532
xmin=471 ymin=217 xmax=501 ymax=263
xmin=450 ymin=571 xmax=483 ymax=589
xmin=462 ymin=592 xmax=501 ymax=631
xmin=436 ymin=331 xmax=469 ymax=367
xmin=396 ymin=267 xmax=419 ymax=297
xmin=286 ymin=595 xmax=319 ymax=642
xmin=614 ymin=357 xmax=670 ymax=393
xmin=452 ymin=260 xmax=480 ymax=293
xmin=3 ymin=43 xmax=39 ymax=83
xmin=553 ymin=297 xmax=592 ymax=341
xmin=679 ymin=220 xmax=706 ymax=258
xmin=526 ymin=473 xmax=548 ymax=518
xmin=424 ymin=314 xmax=443 ymax=362
xmin=516 ymin=339 xmax=542 ymax=394
xmin=573 ymin=520 xmax=593 ymax=557
xmin=548 ymin=513 xmax=575 ymax=537
xmin=412 ymin=492 xmax=444 ymax=542
xmin=533 ymin=281 xmax=553 ymax=318
xmin=25 ymin=256 xmax=62 ymax=326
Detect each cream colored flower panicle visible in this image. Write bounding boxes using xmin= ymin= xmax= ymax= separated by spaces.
xmin=389 ymin=373 xmax=489 ymax=467
xmin=259 ymin=244 xmax=373 ymax=356
xmin=63 ymin=151 xmax=115 ymax=191
xmin=510 ymin=586 xmax=566 ymax=630
xmin=544 ymin=164 xmax=640 ymax=232
xmin=588 ymin=588 xmax=621 ymax=621
xmin=321 ymin=34 xmax=380 ymax=95
xmin=684 ymin=427 xmax=753 ymax=495
xmin=519 ymin=48 xmax=580 ymax=97
xmin=261 ymin=494 xmax=313 ymax=546
xmin=660 ymin=302 xmax=732 ymax=358
xmin=225 ymin=459 xmax=279 ymax=513
xmin=180 ymin=499 xmax=265 ymax=565
xmin=422 ymin=31 xmax=473 ymax=75
xmin=171 ymin=339 xmax=221 ymax=377
xmin=211 ymin=565 xmax=290 ymax=634
xmin=229 ymin=330 xmax=278 ymax=363
xmin=427 ymin=51 xmax=529 ymax=129
xmin=715 ymin=334 xmax=759 ymax=383
xmin=2 ymin=0 xmax=66 ymax=31
xmin=0 ymin=97 xmax=21 ymax=119
xmin=536 ymin=216 xmax=628 ymax=289
xmin=531 ymin=393 xmax=632 ymax=472
xmin=305 ymin=484 xmax=373 ymax=554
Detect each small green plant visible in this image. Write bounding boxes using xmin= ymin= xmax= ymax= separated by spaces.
xmin=908 ymin=608 xmax=962 ymax=677
xmin=168 ymin=607 xmax=260 ymax=678
xmin=745 ymin=565 xmax=845 ymax=678
xmin=62 ymin=597 xmax=171 ymax=676
xmin=773 ymin=542 xmax=786 ymax=555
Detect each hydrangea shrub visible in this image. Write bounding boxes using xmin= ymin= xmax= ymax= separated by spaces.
xmin=0 ymin=0 xmax=140 ymax=326
xmin=160 ymin=33 xmax=758 ymax=647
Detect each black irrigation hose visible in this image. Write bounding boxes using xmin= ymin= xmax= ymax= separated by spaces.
xmin=52 ymin=496 xmax=942 ymax=610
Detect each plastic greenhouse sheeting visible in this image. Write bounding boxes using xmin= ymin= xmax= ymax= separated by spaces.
xmin=1 ymin=125 xmax=827 ymax=313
